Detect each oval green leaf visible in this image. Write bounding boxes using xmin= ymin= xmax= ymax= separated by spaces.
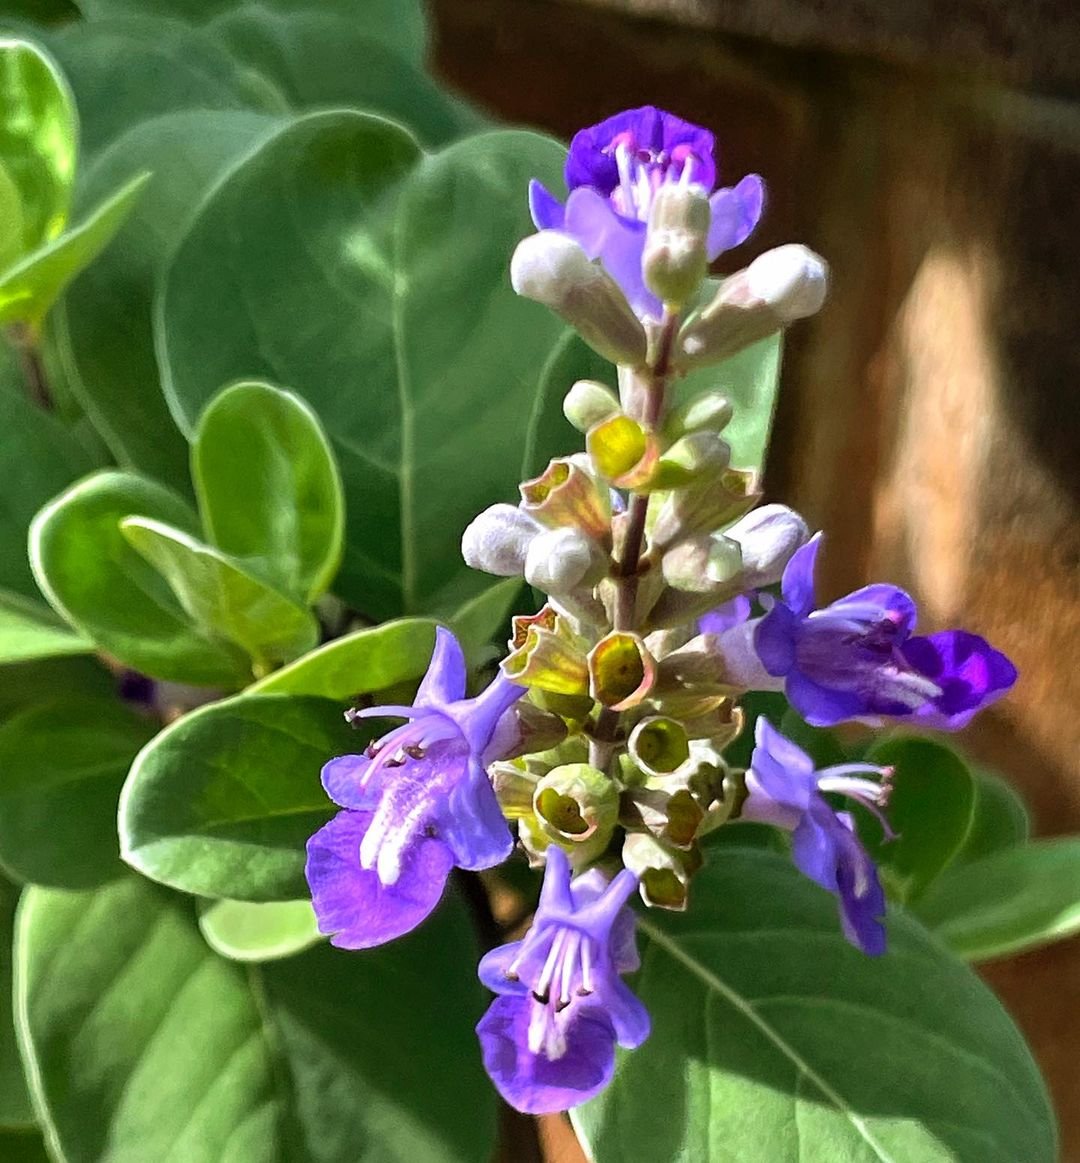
xmin=119 ymin=692 xmax=352 ymax=900
xmin=192 ymin=380 xmax=344 ymax=604
xmin=16 ymin=875 xmax=497 ymax=1162
xmin=120 ymin=515 xmax=319 ymax=671
xmin=250 ymin=617 xmax=436 ymax=700
xmin=29 ymin=469 xmax=249 ymax=685
xmin=0 ymin=591 xmax=89 ymax=664
xmin=572 ymin=848 xmax=1056 ymax=1163
xmin=198 ymin=897 xmax=322 ymax=963
xmin=0 ymin=37 xmax=75 ymax=257
xmin=953 ymin=766 xmax=1030 ymax=866
xmin=0 ymin=697 xmax=156 ymax=888
xmin=913 ymin=837 xmax=1080 ymax=962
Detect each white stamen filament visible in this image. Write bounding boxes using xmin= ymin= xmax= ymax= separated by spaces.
xmin=558 ymin=932 xmax=581 ymax=1008
xmin=580 ymin=939 xmax=594 ymax=995
xmin=534 ymin=929 xmax=568 ymax=1002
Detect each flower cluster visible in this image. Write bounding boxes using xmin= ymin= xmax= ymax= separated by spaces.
xmin=306 ymin=106 xmax=1016 ymax=1115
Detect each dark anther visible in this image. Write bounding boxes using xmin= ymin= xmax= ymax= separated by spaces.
xmin=532 ymin=990 xmax=549 ymax=1005
xmin=576 ymin=986 xmax=593 ymax=997
xmin=404 ymin=744 xmax=425 ymax=759
xmin=555 ymin=997 xmax=572 ymax=1013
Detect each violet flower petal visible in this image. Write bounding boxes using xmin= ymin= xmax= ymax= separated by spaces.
xmin=706 ymin=174 xmax=765 ymax=259
xmin=415 ymin=625 xmax=468 ymax=708
xmin=529 ymin=179 xmax=566 ymax=231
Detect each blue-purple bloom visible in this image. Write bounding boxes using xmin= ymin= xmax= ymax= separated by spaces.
xmin=744 ymin=717 xmax=891 ymax=955
xmin=476 ymin=846 xmax=649 ymax=1113
xmin=305 ymin=627 xmax=523 ymax=949
xmin=754 ymin=534 xmax=1017 ymax=729
xmin=529 ymin=105 xmax=764 ymax=319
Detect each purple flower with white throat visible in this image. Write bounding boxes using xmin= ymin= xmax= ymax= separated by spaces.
xmin=753 ymin=534 xmax=1017 ymax=729
xmin=476 ymin=846 xmax=649 ymax=1113
xmin=529 ymin=105 xmax=764 ymax=319
xmin=305 ymin=627 xmax=523 ymax=950
xmin=744 ymin=717 xmax=891 ymax=955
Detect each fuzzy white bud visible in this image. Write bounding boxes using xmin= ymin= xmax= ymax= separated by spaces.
xmin=461 ymin=504 xmax=542 ymax=576
xmin=744 ymin=244 xmax=828 ymax=321
xmin=523 ymin=526 xmax=605 ymax=595
xmin=726 ymin=503 xmax=809 ymax=588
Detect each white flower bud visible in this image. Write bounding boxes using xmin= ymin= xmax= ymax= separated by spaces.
xmin=745 ymin=244 xmax=828 ymax=321
xmin=461 ymin=504 xmax=542 ymax=576
xmin=523 ymin=526 xmax=606 ymax=595
xmin=726 ymin=503 xmax=809 ymax=589
xmin=511 ymin=231 xmax=647 ymax=366
xmin=642 ymin=183 xmax=710 ymax=308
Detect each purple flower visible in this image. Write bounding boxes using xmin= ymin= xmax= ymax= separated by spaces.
xmin=305 ymin=627 xmax=523 ymax=949
xmin=754 ymin=534 xmax=1017 ymax=729
xmin=530 ymin=105 xmax=764 ymax=319
xmin=744 ymin=717 xmax=891 ymax=955
xmin=476 ymin=847 xmax=649 ymax=1113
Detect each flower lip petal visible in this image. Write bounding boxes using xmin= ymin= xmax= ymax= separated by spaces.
xmin=706 ymin=173 xmax=765 ymax=259
xmin=780 ymin=533 xmax=822 ymax=615
xmin=415 ymin=625 xmax=468 ymax=710
xmin=529 ymin=178 xmax=566 ymax=231
xmin=433 ymin=760 xmax=514 ymax=871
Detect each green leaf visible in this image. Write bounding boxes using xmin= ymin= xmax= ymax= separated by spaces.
xmin=0 ymin=364 xmax=100 ymax=602
xmin=675 ymin=332 xmax=783 ymax=475
xmin=953 ymin=766 xmax=1030 ymax=865
xmin=0 ymin=1129 xmax=49 ymax=1162
xmin=250 ymin=617 xmax=436 ymax=700
xmin=856 ymin=735 xmax=976 ymax=904
xmin=158 ymin=114 xmax=581 ymax=619
xmin=0 ymin=697 xmax=156 ymax=888
xmin=913 ymin=838 xmax=1080 ymax=962
xmin=119 ymin=692 xmax=351 ymax=900
xmin=16 ymin=875 xmax=497 ymax=1162
xmin=0 ymin=170 xmax=149 ymax=328
xmin=0 ymin=655 xmax=114 ymax=722
xmin=572 ymin=848 xmax=1056 ymax=1163
xmin=447 ymin=577 xmax=522 ymax=665
xmin=0 ymin=879 xmax=33 ymax=1129
xmin=120 ymin=516 xmax=319 ymax=671
xmin=55 ymin=109 xmax=277 ymax=485
xmin=192 ymin=380 xmax=344 ymax=604
xmin=198 ymin=897 xmax=321 ymax=963
xmin=0 ymin=163 xmax=25 ymax=272
xmin=29 ymin=469 xmax=250 ymax=685
xmin=0 ymin=37 xmax=75 ymax=256
xmin=0 ymin=589 xmax=89 ymax=663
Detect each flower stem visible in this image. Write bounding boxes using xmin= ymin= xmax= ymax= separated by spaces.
xmin=7 ymin=323 xmax=53 ymax=411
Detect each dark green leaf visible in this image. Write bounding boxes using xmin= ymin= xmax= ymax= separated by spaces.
xmin=0 ymin=697 xmax=156 ymax=888
xmin=250 ymin=618 xmax=437 ymax=700
xmin=953 ymin=766 xmax=1030 ymax=865
xmin=913 ymin=838 xmax=1080 ymax=962
xmin=0 ymin=589 xmax=89 ymax=663
xmin=119 ymin=693 xmax=351 ymax=900
xmin=29 ymin=469 xmax=250 ymax=685
xmin=16 ymin=875 xmax=496 ymax=1161
xmin=192 ymin=380 xmax=344 ymax=604
xmin=0 ymin=878 xmax=33 ymax=1129
xmin=572 ymin=848 xmax=1056 ymax=1163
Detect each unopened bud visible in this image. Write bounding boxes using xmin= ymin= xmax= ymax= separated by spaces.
xmin=726 ymin=503 xmax=809 ymax=589
xmin=745 ymin=244 xmax=828 ymax=321
xmin=667 ymin=391 xmax=734 ymax=439
xmin=523 ymin=526 xmax=606 ymax=594
xmin=642 ymin=183 xmax=710 ymax=308
xmin=461 ymin=504 xmax=541 ymax=576
xmin=511 ymin=231 xmax=647 ymax=366
xmin=520 ymin=457 xmax=611 ymax=539
xmin=651 ymin=431 xmax=731 ymax=490
xmin=586 ymin=413 xmax=658 ymax=487
xmin=622 ymin=832 xmax=703 ymax=911
xmin=563 ymin=379 xmax=620 ymax=432
xmin=533 ymin=763 xmax=619 ymax=849
xmin=660 ymin=533 xmax=742 ymax=594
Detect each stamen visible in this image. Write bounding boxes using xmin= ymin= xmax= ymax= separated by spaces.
xmin=579 ymin=938 xmax=595 ymax=996
xmin=557 ymin=932 xmax=581 ymax=1010
xmin=534 ymin=929 xmax=568 ymax=1004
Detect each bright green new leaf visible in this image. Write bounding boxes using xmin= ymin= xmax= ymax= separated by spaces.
xmin=158 ymin=113 xmax=585 ymax=619
xmin=572 ymin=849 xmax=1056 ymax=1163
xmin=913 ymin=837 xmax=1080 ymax=962
xmin=0 ymin=697 xmax=156 ymax=888
xmin=29 ymin=469 xmax=250 ymax=685
xmin=192 ymin=380 xmax=345 ymax=604
xmin=198 ymin=897 xmax=322 ymax=963
xmin=119 ymin=693 xmax=351 ymax=900
xmin=0 ymin=170 xmax=149 ymax=329
xmin=16 ymin=876 xmax=497 ymax=1162
xmin=0 ymin=878 xmax=33 ymax=1130
xmin=251 ymin=617 xmax=437 ymax=700
xmin=856 ymin=734 xmax=976 ymax=904
xmin=55 ymin=109 xmax=278 ymax=484
xmin=0 ymin=590 xmax=89 ymax=664
xmin=0 ymin=37 xmax=75 ymax=258
xmin=120 ymin=516 xmax=319 ymax=672
xmin=952 ymin=765 xmax=1030 ymax=865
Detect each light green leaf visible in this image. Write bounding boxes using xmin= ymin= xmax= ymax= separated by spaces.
xmin=192 ymin=380 xmax=344 ymax=604
xmin=0 ymin=697 xmax=156 ymax=888
xmin=120 ymin=516 xmax=319 ymax=671
xmin=953 ymin=766 xmax=1030 ymax=865
xmin=119 ymin=693 xmax=351 ymax=900
xmin=250 ymin=617 xmax=436 ymax=700
xmin=0 ymin=878 xmax=33 ymax=1130
xmin=0 ymin=37 xmax=74 ymax=256
xmin=572 ymin=848 xmax=1056 ymax=1163
xmin=55 ymin=109 xmax=278 ymax=485
xmin=675 ymin=332 xmax=783 ymax=475
xmin=0 ymin=163 xmax=25 ymax=272
xmin=198 ymin=897 xmax=322 ymax=963
xmin=0 ymin=170 xmax=148 ymax=328
xmin=856 ymin=735 xmax=976 ymax=904
xmin=913 ymin=838 xmax=1080 ymax=962
xmin=16 ymin=875 xmax=497 ymax=1162
xmin=29 ymin=469 xmax=250 ymax=685
xmin=158 ymin=113 xmax=581 ymax=619
xmin=0 ymin=589 xmax=89 ymax=663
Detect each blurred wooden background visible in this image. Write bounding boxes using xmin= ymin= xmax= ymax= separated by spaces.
xmin=431 ymin=0 xmax=1080 ymax=1156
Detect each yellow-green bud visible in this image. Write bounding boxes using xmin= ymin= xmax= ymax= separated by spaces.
xmin=533 ymin=763 xmax=619 ymax=848
xmin=563 ymin=379 xmax=620 ymax=433
xmin=588 ymin=631 xmax=656 ymax=710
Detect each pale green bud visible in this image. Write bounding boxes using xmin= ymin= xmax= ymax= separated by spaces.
xmin=563 ymin=379 xmax=620 ymax=433
xmin=660 ymin=533 xmax=742 ymax=594
xmin=622 ymin=832 xmax=703 ymax=911
xmin=588 ymin=631 xmax=656 ymax=710
xmin=642 ymin=183 xmax=710 ymax=308
xmin=533 ymin=763 xmax=619 ymax=848
xmin=667 ymin=391 xmax=734 ymax=439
